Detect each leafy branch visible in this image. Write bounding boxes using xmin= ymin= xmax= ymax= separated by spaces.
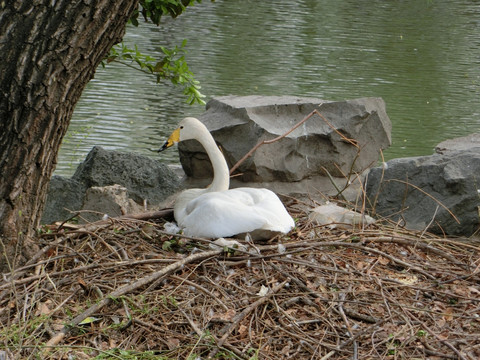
xmin=104 ymin=41 xmax=205 ymax=105
xmin=132 ymin=0 xmax=205 ymax=26
xmin=101 ymin=0 xmax=208 ymax=105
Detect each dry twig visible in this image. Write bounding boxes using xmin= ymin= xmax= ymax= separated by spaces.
xmin=1 ymin=211 xmax=478 ymax=359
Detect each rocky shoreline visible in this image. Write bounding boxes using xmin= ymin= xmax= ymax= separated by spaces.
xmin=43 ymin=96 xmax=480 ymax=237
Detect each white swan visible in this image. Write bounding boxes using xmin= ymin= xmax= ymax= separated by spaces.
xmin=159 ymin=117 xmax=295 ymax=239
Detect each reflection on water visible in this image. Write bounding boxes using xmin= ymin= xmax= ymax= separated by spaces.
xmin=57 ymin=0 xmax=480 ymax=176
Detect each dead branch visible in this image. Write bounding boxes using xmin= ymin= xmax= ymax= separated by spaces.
xmin=208 ymin=279 xmax=290 ymax=359
xmin=43 ymin=249 xmax=223 ymax=351
xmin=2 ymin=204 xmax=479 ymax=359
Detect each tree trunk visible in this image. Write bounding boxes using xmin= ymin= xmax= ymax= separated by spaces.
xmin=0 ymin=0 xmax=138 ymax=272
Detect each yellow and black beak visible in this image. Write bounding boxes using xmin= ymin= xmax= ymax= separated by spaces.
xmin=158 ymin=128 xmax=180 ymax=152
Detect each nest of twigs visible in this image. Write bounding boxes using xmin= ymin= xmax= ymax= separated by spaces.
xmin=1 ymin=200 xmax=479 ymax=360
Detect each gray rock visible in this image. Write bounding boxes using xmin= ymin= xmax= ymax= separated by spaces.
xmin=80 ymin=184 xmax=142 ymax=223
xmin=366 ymin=149 xmax=480 ymax=236
xmin=42 ymin=147 xmax=180 ymax=224
xmin=41 ymin=175 xmax=86 ymax=224
xmin=179 ymin=95 xmax=392 ymax=183
xmin=435 ymin=133 xmax=480 ymax=154
xmin=72 ymin=146 xmax=180 ymax=205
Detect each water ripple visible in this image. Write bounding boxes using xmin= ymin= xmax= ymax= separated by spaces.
xmin=57 ymin=0 xmax=480 ymax=176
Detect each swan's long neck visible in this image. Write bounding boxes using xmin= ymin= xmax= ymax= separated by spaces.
xmin=198 ymin=127 xmax=230 ymax=192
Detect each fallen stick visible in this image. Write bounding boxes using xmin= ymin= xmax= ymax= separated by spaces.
xmin=408 ymin=311 xmax=468 ymax=360
xmin=363 ymin=235 xmax=467 ymax=269
xmin=120 ymin=208 xmax=174 ymax=220
xmin=43 ymin=249 xmax=223 ymax=351
xmin=0 ymin=258 xmax=177 ymax=292
xmin=40 ymin=208 xmax=174 ymax=236
xmin=207 ymin=279 xmax=290 ymax=359
xmin=270 ymin=262 xmax=379 ymax=324
xmin=170 ymin=274 xmax=229 ymax=311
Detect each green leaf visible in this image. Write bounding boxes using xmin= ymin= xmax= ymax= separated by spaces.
xmin=134 ymin=0 xmax=204 ymax=25
xmin=162 ymin=240 xmax=173 ymax=251
xmin=79 ymin=316 xmax=101 ymax=325
xmin=104 ymin=41 xmax=205 ymax=105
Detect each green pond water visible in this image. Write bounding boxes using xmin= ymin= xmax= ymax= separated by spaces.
xmin=57 ymin=0 xmax=480 ymax=176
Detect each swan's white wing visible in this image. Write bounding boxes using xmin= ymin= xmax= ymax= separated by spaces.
xmin=231 ymin=188 xmax=294 ymax=232
xmin=181 ymin=192 xmax=265 ymax=238
xmin=179 ymin=188 xmax=294 ymax=238
xmin=174 ymin=188 xmax=206 ymax=225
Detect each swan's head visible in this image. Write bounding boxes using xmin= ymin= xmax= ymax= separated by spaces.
xmin=158 ymin=117 xmax=207 ymax=152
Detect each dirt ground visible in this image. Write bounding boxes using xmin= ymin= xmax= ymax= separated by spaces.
xmin=1 ymin=201 xmax=479 ymax=359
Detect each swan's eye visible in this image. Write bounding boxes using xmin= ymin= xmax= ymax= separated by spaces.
xmin=180 ymin=126 xmax=184 ymax=129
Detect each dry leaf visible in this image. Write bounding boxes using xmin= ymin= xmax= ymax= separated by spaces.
xmin=453 ymin=285 xmax=470 ymax=297
xmin=389 ymin=273 xmax=418 ymax=285
xmin=52 ymin=320 xmax=65 ymax=331
xmin=356 ymin=260 xmax=367 ymax=270
xmin=284 ymin=308 xmax=297 ymax=316
xmin=436 ymin=317 xmax=446 ymax=328
xmin=468 ymin=286 xmax=480 ymax=295
xmin=166 ymin=337 xmax=180 ymax=350
xmin=238 ymin=324 xmax=248 ymax=337
xmin=437 ymin=331 xmax=449 ymax=341
xmin=281 ymin=343 xmax=291 ymax=355
xmin=306 ymin=280 xmax=316 ymax=291
xmin=443 ymin=307 xmax=454 ymax=321
xmin=219 ymin=309 xmax=236 ymax=322
xmin=378 ymin=256 xmax=390 ymax=265
xmin=432 ymin=302 xmax=445 ymax=313
xmin=109 ymin=339 xmax=117 ymax=349
xmin=45 ymin=247 xmax=57 ymax=257
xmin=36 ymin=300 xmax=52 ymax=316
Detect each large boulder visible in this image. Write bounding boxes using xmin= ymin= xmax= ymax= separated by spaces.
xmin=366 ymin=144 xmax=480 ymax=236
xmin=41 ymin=175 xmax=86 ymax=224
xmin=72 ymin=146 xmax=180 ymax=205
xmin=179 ymin=96 xmax=392 ymax=183
xmin=42 ymin=147 xmax=180 ymax=224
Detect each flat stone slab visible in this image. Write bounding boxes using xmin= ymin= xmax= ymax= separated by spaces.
xmin=435 ymin=133 xmax=480 ymax=154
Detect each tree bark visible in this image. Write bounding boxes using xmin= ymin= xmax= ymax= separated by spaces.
xmin=0 ymin=0 xmax=138 ymax=272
